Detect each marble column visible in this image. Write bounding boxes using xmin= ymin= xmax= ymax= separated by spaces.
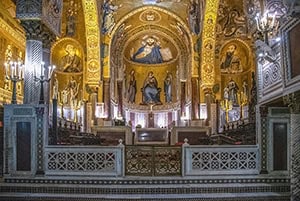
xmin=51 ymin=99 xmax=58 ymax=144
xmin=191 ymin=77 xmax=200 ymax=120
xmin=283 ymin=93 xmax=300 ymax=201
xmin=83 ymin=101 xmax=88 ymax=132
xmin=20 ymin=21 xmax=56 ymax=104
xmin=203 ymin=87 xmax=213 ymax=126
xmin=180 ymin=81 xmax=186 ymax=117
xmin=42 ymin=47 xmax=51 ymax=104
xmin=103 ymin=78 xmax=111 ymax=120
xmin=117 ymin=80 xmax=123 ymax=118
xmin=90 ymin=92 xmax=98 ymax=125
xmin=24 ymin=39 xmax=43 ymax=104
xmin=259 ymin=105 xmax=268 ymax=174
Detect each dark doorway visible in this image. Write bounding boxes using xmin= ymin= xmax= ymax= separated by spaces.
xmin=16 ymin=122 xmax=31 ymax=171
xmin=273 ymin=123 xmax=288 ymax=171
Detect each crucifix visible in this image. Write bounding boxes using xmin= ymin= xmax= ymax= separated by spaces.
xmin=148 ymin=103 xmax=155 ymax=127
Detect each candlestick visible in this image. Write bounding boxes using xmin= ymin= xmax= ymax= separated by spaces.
xmin=4 ymin=60 xmax=24 ymax=104
xmin=41 ymin=61 xmax=45 ymax=77
xmin=34 ymin=64 xmax=55 ymax=104
xmin=255 ymin=10 xmax=277 ymax=45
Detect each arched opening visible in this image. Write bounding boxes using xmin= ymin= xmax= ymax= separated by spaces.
xmin=109 ymin=6 xmax=193 ymax=128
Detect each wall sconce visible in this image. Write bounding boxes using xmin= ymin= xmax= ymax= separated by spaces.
xmin=34 ymin=62 xmax=55 ymax=104
xmin=255 ymin=10 xmax=277 ymax=45
xmin=4 ymin=61 xmax=24 ymax=104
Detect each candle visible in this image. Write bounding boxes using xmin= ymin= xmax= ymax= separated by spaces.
xmin=48 ymin=65 xmax=56 ymax=78
xmin=9 ymin=62 xmax=13 ymax=77
xmin=41 ymin=61 xmax=45 ymax=76
xmin=14 ymin=62 xmax=17 ymax=77
xmin=4 ymin=62 xmax=8 ymax=77
xmin=271 ymin=11 xmax=277 ymax=28
xmin=255 ymin=15 xmax=260 ymax=31
xmin=11 ymin=65 xmax=15 ymax=77
xmin=47 ymin=66 xmax=50 ymax=78
xmin=19 ymin=64 xmax=23 ymax=78
xmin=16 ymin=62 xmax=20 ymax=77
xmin=34 ymin=64 xmax=36 ymax=77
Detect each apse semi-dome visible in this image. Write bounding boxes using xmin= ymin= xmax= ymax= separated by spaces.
xmin=124 ymin=33 xmax=179 ymax=66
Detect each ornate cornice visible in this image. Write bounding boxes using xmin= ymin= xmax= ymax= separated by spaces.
xmin=0 ymin=18 xmax=26 ymax=48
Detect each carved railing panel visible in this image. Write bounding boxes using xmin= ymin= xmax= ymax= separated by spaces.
xmin=154 ymin=147 xmax=181 ymax=176
xmin=125 ymin=146 xmax=152 ymax=176
xmin=125 ymin=146 xmax=181 ymax=176
xmin=45 ymin=146 xmax=124 ymax=176
xmin=183 ymin=145 xmax=259 ymax=175
xmin=45 ymin=145 xmax=258 ymax=177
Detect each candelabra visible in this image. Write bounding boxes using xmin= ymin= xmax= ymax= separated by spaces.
xmin=4 ymin=61 xmax=24 ymax=104
xmin=239 ymin=92 xmax=248 ymax=119
xmin=220 ymin=99 xmax=233 ymax=123
xmin=34 ymin=62 xmax=55 ymax=104
xmin=73 ymin=99 xmax=82 ymax=123
xmin=255 ymin=10 xmax=277 ymax=45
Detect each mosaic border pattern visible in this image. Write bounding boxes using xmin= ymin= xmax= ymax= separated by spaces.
xmin=4 ymin=177 xmax=290 ymax=185
xmin=0 ymin=197 xmax=291 ymax=201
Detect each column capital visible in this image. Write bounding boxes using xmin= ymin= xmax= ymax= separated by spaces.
xmin=103 ymin=77 xmax=111 ymax=84
xmin=85 ymin=84 xmax=99 ymax=95
xmin=20 ymin=20 xmax=56 ymax=49
xmin=283 ymin=92 xmax=300 ymax=114
xmin=202 ymin=87 xmax=213 ymax=95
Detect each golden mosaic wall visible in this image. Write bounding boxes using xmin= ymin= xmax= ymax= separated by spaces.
xmin=0 ymin=4 xmax=25 ymax=104
xmin=200 ymin=0 xmax=220 ymax=88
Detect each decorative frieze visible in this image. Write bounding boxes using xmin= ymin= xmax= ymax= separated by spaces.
xmin=82 ymin=0 xmax=100 ymax=84
xmin=0 ymin=176 xmax=291 ymax=201
xmin=200 ymin=0 xmax=219 ymax=87
xmin=0 ymin=18 xmax=25 ymax=47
